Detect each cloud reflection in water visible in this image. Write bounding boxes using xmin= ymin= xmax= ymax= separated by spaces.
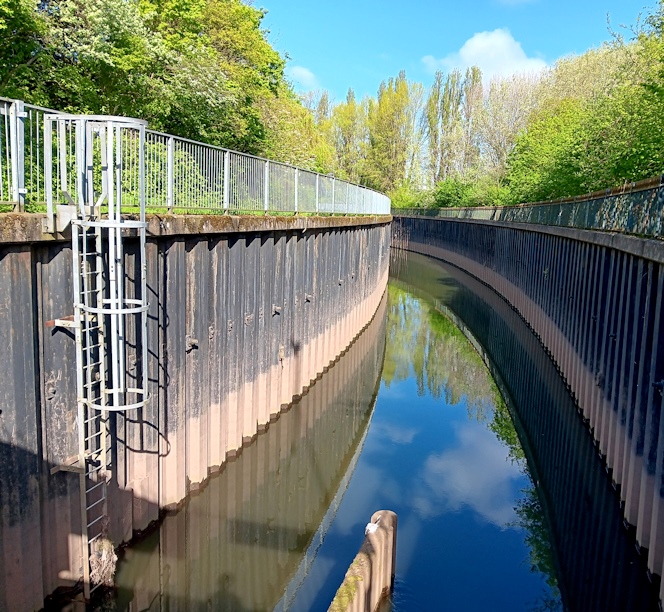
xmin=415 ymin=422 xmax=523 ymax=526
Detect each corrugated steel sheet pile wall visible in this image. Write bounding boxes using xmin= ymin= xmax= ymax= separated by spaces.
xmin=393 ymin=215 xmax=664 ymax=602
xmin=0 ymin=215 xmax=390 ymax=609
xmin=391 ymin=251 xmax=660 ymax=610
xmin=119 ymin=291 xmax=387 ymax=611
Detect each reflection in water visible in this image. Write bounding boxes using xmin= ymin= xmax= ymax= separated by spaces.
xmin=111 ymin=295 xmax=386 ymax=611
xmin=290 ymin=279 xmax=558 ymax=611
xmin=109 ymin=250 xmax=656 ymax=611
xmin=390 ymin=250 xmax=660 ymax=611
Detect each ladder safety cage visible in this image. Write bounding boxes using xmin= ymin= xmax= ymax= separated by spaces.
xmin=44 ymin=113 xmax=150 ymax=597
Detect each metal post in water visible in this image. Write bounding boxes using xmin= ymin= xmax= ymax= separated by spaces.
xmin=329 ymin=510 xmax=398 ymax=612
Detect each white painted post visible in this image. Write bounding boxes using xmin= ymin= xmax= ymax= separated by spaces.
xmin=9 ymin=100 xmax=26 ymax=211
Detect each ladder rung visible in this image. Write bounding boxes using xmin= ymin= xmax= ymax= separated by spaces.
xmin=87 ymin=513 xmax=105 ymax=528
xmin=86 ymin=497 xmax=105 ymax=512
xmin=86 ymin=481 xmax=104 ymax=495
xmin=85 ymin=430 xmax=103 ymax=442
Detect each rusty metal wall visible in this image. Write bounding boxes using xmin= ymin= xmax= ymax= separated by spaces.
xmin=393 ymin=216 xmax=664 ymax=600
xmin=0 ymin=218 xmax=390 ymax=609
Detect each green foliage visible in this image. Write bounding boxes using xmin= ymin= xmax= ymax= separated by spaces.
xmin=0 ymin=0 xmax=328 ymax=169
xmin=505 ymin=98 xmax=587 ymax=204
xmin=388 ymin=184 xmax=431 ymax=209
xmin=503 ymin=4 xmax=664 ymax=203
xmin=430 ymin=175 xmax=510 ymax=208
xmin=364 ymin=71 xmax=423 ymax=193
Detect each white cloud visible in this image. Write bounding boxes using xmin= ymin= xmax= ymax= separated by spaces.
xmin=287 ymin=65 xmax=320 ymax=90
xmin=372 ymin=422 xmax=419 ymax=445
xmin=422 ymin=28 xmax=547 ymax=83
xmin=412 ymin=424 xmax=524 ymax=527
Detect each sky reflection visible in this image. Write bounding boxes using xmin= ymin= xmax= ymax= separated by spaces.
xmin=290 ymin=284 xmax=560 ymax=611
xmin=416 ymin=423 xmax=522 ymax=526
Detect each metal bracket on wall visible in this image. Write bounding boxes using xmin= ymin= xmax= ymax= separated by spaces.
xmin=50 ymin=455 xmax=85 ymax=475
xmin=45 ymin=314 xmax=78 ymax=329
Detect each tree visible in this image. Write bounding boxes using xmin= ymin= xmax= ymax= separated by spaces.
xmin=364 ymin=71 xmax=424 ymax=193
xmin=460 ymin=66 xmax=483 ymax=176
xmin=506 ymin=98 xmax=587 ymax=203
xmin=329 ymin=89 xmax=369 ymax=183
xmin=477 ymin=73 xmax=539 ymax=178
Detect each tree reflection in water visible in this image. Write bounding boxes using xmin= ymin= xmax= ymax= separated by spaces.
xmin=384 ymin=282 xmax=560 ymax=609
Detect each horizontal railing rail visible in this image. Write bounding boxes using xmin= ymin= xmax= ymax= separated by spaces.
xmin=0 ymin=97 xmax=391 ymax=218
xmin=392 ymin=175 xmax=664 ymax=239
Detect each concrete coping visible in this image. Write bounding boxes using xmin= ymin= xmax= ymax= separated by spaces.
xmin=0 ymin=213 xmax=393 ymax=245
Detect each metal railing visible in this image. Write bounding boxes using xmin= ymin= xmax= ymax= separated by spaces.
xmin=393 ymin=176 xmax=664 ymax=239
xmin=0 ymin=97 xmax=390 ymax=218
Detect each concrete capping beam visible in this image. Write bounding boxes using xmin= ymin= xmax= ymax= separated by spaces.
xmin=146 ymin=213 xmax=392 ymax=238
xmin=0 ymin=213 xmax=392 ymax=245
xmin=329 ymin=510 xmax=398 ymax=612
xmin=395 ymin=215 xmax=664 ymax=265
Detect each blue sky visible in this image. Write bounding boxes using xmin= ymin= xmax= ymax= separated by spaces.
xmin=262 ymin=0 xmax=659 ymax=102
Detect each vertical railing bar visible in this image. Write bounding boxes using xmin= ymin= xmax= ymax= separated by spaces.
xmin=167 ymin=135 xmax=174 ymax=212
xmin=44 ymin=117 xmax=54 ymax=232
xmin=264 ymin=159 xmax=269 ymax=214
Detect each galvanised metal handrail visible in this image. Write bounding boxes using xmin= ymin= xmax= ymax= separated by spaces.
xmin=392 ymin=175 xmax=664 ymax=239
xmin=0 ymin=97 xmax=391 ymax=219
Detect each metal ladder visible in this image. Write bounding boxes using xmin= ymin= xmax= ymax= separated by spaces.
xmin=46 ymin=114 xmax=150 ymax=598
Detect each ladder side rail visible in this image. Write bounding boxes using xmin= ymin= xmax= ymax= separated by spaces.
xmin=96 ymin=127 xmax=109 ymax=537
xmin=114 ymin=125 xmax=126 ymax=399
xmin=71 ymin=216 xmax=92 ymax=598
xmin=138 ymin=124 xmax=149 ymax=403
xmin=106 ymin=122 xmax=121 ymax=410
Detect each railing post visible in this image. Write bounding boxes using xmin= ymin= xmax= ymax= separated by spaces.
xmin=223 ymin=150 xmax=230 ymax=214
xmin=264 ymin=159 xmax=269 ymax=213
xmin=315 ymin=173 xmax=319 ymax=214
xmin=331 ymin=177 xmax=335 ymax=215
xmin=167 ymin=136 xmax=174 ymax=212
xmin=44 ymin=115 xmax=54 ymax=232
xmin=9 ymin=100 xmax=26 ymax=212
xmin=294 ymin=167 xmax=299 ymax=214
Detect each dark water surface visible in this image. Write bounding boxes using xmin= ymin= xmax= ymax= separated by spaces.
xmin=111 ymin=250 xmax=658 ymax=611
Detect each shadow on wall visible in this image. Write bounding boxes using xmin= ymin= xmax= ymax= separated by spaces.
xmin=0 ymin=438 xmax=158 ymax=610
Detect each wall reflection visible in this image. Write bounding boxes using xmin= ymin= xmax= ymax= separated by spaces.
xmin=391 ymin=250 xmax=660 ymax=611
xmin=110 ymin=294 xmax=387 ymax=611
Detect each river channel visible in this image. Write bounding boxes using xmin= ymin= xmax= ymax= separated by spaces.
xmin=110 ymin=250 xmax=659 ymax=611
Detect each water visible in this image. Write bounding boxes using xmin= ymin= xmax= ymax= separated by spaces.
xmin=288 ymin=280 xmax=558 ymax=612
xmin=110 ymin=250 xmax=658 ymax=611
